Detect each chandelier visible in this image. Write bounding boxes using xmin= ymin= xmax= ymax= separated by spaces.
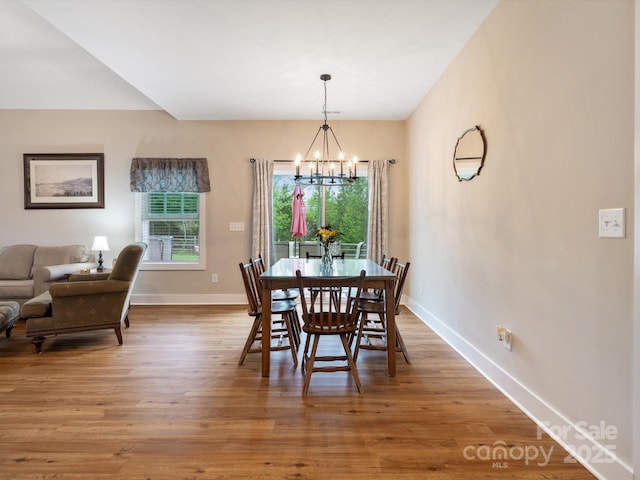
xmin=294 ymin=74 xmax=358 ymax=186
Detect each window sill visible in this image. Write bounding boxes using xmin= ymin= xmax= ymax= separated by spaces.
xmin=141 ymin=262 xmax=205 ymax=271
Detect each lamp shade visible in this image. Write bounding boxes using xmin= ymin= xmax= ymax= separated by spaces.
xmin=91 ymin=236 xmax=110 ymax=252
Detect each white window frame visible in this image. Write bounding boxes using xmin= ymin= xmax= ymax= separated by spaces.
xmin=134 ymin=192 xmax=206 ymax=271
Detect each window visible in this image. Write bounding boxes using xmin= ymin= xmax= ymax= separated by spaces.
xmin=135 ymin=192 xmax=206 ymax=270
xmin=272 ymin=169 xmax=368 ymax=261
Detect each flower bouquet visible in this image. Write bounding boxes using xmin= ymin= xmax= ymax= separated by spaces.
xmin=316 ymin=225 xmax=338 ymax=265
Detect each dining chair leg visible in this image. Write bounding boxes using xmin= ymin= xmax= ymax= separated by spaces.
xmin=376 ymin=312 xmax=410 ymax=363
xmin=283 ymin=313 xmax=299 ymax=367
xmin=353 ymin=311 xmax=410 ymax=364
xmin=348 ymin=310 xmax=363 ymax=348
xmin=303 ymin=334 xmax=320 ymax=396
xmin=301 ymin=330 xmax=312 ymax=375
xmin=340 ymin=334 xmax=363 ymax=394
xmin=353 ymin=312 xmax=370 ymax=362
xmin=396 ymin=328 xmax=410 ymax=364
xmin=289 ymin=310 xmax=301 ymax=347
xmin=239 ymin=315 xmax=261 ymax=365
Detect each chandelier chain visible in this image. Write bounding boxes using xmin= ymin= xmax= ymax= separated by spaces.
xmin=323 ymin=78 xmax=328 ymax=125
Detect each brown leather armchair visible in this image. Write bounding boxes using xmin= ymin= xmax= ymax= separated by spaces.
xmin=21 ymin=242 xmax=147 ymax=353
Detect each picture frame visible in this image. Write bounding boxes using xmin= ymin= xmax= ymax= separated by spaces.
xmin=23 ymin=153 xmax=105 ymax=209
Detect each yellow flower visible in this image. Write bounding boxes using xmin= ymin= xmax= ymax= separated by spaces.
xmin=316 ymin=225 xmax=338 ymax=245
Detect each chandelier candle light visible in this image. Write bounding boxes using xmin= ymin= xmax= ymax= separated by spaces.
xmin=294 ymin=74 xmax=358 ymax=187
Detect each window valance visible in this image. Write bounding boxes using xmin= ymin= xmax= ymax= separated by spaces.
xmin=130 ymin=157 xmax=211 ymax=193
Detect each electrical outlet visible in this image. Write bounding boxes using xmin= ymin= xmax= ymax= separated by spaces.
xmin=496 ymin=325 xmax=513 ymax=351
xmin=211 ymin=273 xmax=219 ymax=283
xmin=503 ymin=328 xmax=512 ymax=351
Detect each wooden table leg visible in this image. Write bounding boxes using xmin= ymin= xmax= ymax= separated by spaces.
xmin=261 ymin=284 xmax=272 ymax=377
xmin=385 ymin=278 xmax=396 ymax=376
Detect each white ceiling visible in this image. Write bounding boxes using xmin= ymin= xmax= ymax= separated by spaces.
xmin=1 ymin=0 xmax=497 ymax=121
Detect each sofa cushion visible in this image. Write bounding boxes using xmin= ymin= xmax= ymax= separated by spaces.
xmin=31 ymin=245 xmax=87 ymax=275
xmin=0 ymin=280 xmax=34 ymax=299
xmin=0 ymin=245 xmax=37 ymax=280
xmin=20 ymin=291 xmax=52 ymax=319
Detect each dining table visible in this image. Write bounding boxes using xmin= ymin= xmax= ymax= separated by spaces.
xmin=260 ymin=257 xmax=398 ymax=377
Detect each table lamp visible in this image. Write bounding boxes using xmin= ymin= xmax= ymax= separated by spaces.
xmin=91 ymin=236 xmax=110 ymax=271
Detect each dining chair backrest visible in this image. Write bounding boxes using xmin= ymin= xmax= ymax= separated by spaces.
xmin=391 ymin=261 xmax=411 ymax=313
xmin=252 ymin=254 xmax=299 ymax=302
xmin=239 ymin=261 xmax=261 ymax=315
xmin=361 ymin=255 xmax=397 ymax=302
xmin=295 ymin=270 xmax=366 ymax=333
xmin=252 ymin=254 xmax=266 ymax=274
xmin=380 ymin=255 xmax=397 ymax=272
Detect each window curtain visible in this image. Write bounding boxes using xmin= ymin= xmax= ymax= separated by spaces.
xmin=366 ymin=159 xmax=389 ymax=261
xmin=251 ymin=158 xmax=274 ymax=265
xmin=130 ymin=158 xmax=211 ymax=192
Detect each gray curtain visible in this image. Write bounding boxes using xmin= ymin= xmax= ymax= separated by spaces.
xmin=251 ymin=158 xmax=274 ymax=265
xmin=366 ymin=159 xmax=389 ymax=261
xmin=130 ymin=158 xmax=211 ymax=192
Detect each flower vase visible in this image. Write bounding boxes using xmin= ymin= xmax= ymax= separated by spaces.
xmin=321 ymin=245 xmax=333 ymax=266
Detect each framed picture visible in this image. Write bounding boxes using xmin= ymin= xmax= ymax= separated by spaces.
xmin=23 ymin=153 xmax=105 ymax=209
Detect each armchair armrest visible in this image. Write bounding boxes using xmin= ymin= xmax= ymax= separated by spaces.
xmin=32 ymin=262 xmax=98 ymax=296
xmin=67 ymin=272 xmax=111 ymax=282
xmin=49 ymin=279 xmax=130 ymax=298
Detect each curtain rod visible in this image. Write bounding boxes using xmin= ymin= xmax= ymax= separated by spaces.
xmin=249 ymin=158 xmax=396 ymax=164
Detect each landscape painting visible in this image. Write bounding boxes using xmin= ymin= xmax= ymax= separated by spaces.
xmin=24 ymin=153 xmax=104 ymax=209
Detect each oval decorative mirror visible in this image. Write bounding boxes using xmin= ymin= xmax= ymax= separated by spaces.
xmin=453 ymin=125 xmax=486 ymax=181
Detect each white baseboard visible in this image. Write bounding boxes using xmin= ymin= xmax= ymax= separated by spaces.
xmin=131 ymin=293 xmax=246 ymax=305
xmin=405 ymin=297 xmax=633 ymax=480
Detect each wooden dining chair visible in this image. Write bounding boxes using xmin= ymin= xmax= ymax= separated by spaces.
xmin=305 ymin=251 xmax=346 ymax=260
xmin=251 ymin=254 xmax=300 ymax=301
xmin=304 ymin=251 xmax=346 ymax=308
xmin=295 ymin=269 xmax=366 ymax=395
xmin=250 ymin=255 xmax=301 ymax=345
xmin=359 ymin=255 xmax=397 ymax=303
xmin=353 ymin=261 xmax=411 ymax=364
xmin=238 ymin=261 xmax=299 ymax=367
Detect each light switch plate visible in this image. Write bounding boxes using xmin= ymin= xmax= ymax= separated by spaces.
xmin=599 ymin=208 xmax=625 ymax=238
xmin=229 ymin=222 xmax=245 ymax=232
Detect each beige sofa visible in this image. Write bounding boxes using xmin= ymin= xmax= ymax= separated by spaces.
xmin=0 ymin=244 xmax=97 ymax=304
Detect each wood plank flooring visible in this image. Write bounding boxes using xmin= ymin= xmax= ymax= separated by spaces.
xmin=0 ymin=305 xmax=595 ymax=479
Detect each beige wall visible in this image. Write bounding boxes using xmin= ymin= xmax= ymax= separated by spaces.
xmin=634 ymin=1 xmax=640 ymax=476
xmin=0 ymin=110 xmax=407 ymax=302
xmin=406 ymin=0 xmax=634 ymax=477
xmin=2 ymin=0 xmax=635 ymax=476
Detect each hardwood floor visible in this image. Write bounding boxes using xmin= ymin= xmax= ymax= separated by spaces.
xmin=0 ymin=305 xmax=594 ymax=479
